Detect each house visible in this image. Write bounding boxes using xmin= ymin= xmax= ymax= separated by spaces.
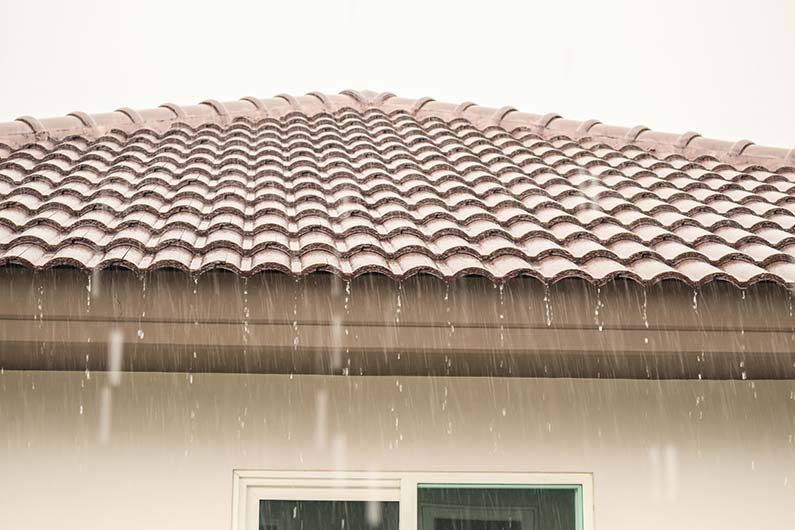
xmin=1 ymin=90 xmax=794 ymax=530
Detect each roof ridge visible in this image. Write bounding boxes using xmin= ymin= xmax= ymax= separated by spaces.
xmin=0 ymin=89 xmax=793 ymax=170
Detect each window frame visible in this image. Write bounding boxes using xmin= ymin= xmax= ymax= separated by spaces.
xmin=232 ymin=470 xmax=593 ymax=530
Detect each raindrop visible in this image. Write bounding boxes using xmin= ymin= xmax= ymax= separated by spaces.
xmin=366 ymin=501 xmax=383 ymax=528
xmin=86 ymin=274 xmax=92 ymax=312
xmin=642 ymin=288 xmax=650 ymax=344
xmin=444 ymin=282 xmax=455 ymax=345
xmin=331 ymin=433 xmax=347 ymax=470
xmin=331 ymin=317 xmax=343 ymax=370
xmin=36 ymin=284 xmax=44 ymax=322
xmin=649 ymin=444 xmax=679 ymax=502
xmin=642 ymin=288 xmax=649 ymax=328
xmin=543 ymin=283 xmax=553 ymax=326
xmin=314 ymin=388 xmax=328 ymax=450
xmin=79 ymin=405 xmax=83 ymax=415
xmin=594 ymin=286 xmax=603 ymax=332
xmin=98 ymin=386 xmax=112 ymax=444
xmin=576 ymin=170 xmax=604 ymax=212
xmin=788 ymin=290 xmax=795 ymax=341
xmin=90 ymin=269 xmax=102 ymax=299
xmin=292 ymin=280 xmax=300 ymax=351
xmin=498 ymin=283 xmax=505 ymax=346
xmin=242 ymin=277 xmax=250 ymax=347
xmin=107 ymin=329 xmax=124 ymax=387
xmin=691 ymin=289 xmax=698 ymax=312
xmin=138 ymin=274 xmax=147 ymax=339
xmin=395 ymin=282 xmax=402 ymax=323
xmin=501 ymin=407 xmax=507 ymax=417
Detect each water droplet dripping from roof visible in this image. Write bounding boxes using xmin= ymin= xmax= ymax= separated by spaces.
xmin=594 ymin=286 xmax=604 ymax=332
xmin=498 ymin=283 xmax=505 ymax=346
xmin=543 ymin=283 xmax=553 ymax=327
xmin=86 ymin=273 xmax=92 ymax=313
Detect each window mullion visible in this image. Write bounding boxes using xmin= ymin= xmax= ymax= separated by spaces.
xmin=398 ymin=476 xmax=418 ymax=530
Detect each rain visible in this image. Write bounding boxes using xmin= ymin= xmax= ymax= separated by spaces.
xmin=1 ymin=30 xmax=794 ymax=530
xmin=7 ymin=267 xmax=793 ymax=528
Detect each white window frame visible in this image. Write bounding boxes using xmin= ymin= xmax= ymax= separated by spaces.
xmin=232 ymin=470 xmax=593 ymax=530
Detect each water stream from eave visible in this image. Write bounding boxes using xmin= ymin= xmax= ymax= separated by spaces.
xmin=642 ymin=287 xmax=649 ymax=345
xmin=342 ymin=279 xmax=351 ymax=376
xmin=36 ymin=282 xmax=44 ymax=323
xmin=190 ymin=274 xmax=199 ymax=384
xmin=83 ymin=272 xmax=93 ymax=381
xmin=739 ymin=288 xmax=747 ymax=380
xmin=444 ymin=283 xmax=454 ymax=348
xmin=242 ymin=277 xmax=250 ymax=357
xmin=789 ymin=289 xmax=795 ymax=341
xmin=594 ymin=286 xmax=603 ymax=332
xmin=137 ymin=273 xmax=147 ymax=340
xmin=498 ymin=283 xmax=505 ymax=347
xmin=86 ymin=273 xmax=92 ymax=313
xmin=291 ymin=278 xmax=301 ymax=379
xmin=543 ymin=283 xmax=553 ymax=326
xmin=394 ymin=281 xmax=402 ymax=324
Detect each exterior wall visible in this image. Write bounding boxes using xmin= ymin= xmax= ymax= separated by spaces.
xmin=1 ymin=370 xmax=793 ymax=530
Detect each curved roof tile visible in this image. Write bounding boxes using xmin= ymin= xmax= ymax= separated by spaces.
xmin=1 ymin=91 xmax=794 ymax=286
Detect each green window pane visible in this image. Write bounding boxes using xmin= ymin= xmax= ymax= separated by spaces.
xmin=418 ymin=486 xmax=579 ymax=530
xmin=259 ymin=499 xmax=399 ymax=530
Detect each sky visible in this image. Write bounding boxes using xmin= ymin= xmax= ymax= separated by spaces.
xmin=1 ymin=0 xmax=794 ymax=148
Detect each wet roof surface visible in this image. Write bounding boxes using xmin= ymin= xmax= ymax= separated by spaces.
xmin=1 ymin=91 xmax=795 ymax=286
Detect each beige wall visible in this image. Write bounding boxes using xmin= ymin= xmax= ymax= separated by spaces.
xmin=1 ymin=371 xmax=794 ymax=530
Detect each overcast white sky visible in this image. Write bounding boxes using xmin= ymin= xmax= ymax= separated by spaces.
xmin=1 ymin=0 xmax=794 ymax=147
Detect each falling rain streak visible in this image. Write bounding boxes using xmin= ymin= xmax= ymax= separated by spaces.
xmin=543 ymin=283 xmax=553 ymax=326
xmin=242 ymin=277 xmax=250 ymax=351
xmin=498 ymin=283 xmax=505 ymax=346
xmin=642 ymin=288 xmax=649 ymax=344
xmin=594 ymin=287 xmax=604 ymax=332
xmin=137 ymin=274 xmax=147 ymax=340
xmin=85 ymin=273 xmax=91 ymax=312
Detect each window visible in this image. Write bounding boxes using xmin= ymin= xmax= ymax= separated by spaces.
xmin=260 ymin=499 xmax=399 ymax=530
xmin=233 ymin=472 xmax=592 ymax=530
xmin=417 ymin=485 xmax=582 ymax=530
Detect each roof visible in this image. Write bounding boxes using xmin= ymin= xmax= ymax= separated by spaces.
xmin=1 ymin=90 xmax=795 ymax=287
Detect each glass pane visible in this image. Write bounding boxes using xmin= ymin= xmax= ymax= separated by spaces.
xmin=418 ymin=486 xmax=578 ymax=530
xmin=259 ymin=499 xmax=399 ymax=530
